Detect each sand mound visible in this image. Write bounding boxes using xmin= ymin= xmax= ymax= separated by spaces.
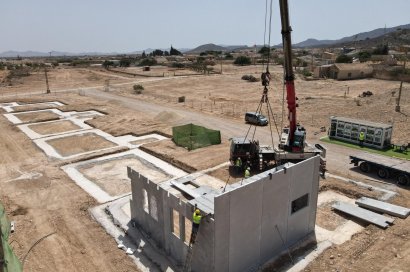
xmin=154 ymin=111 xmax=183 ymax=123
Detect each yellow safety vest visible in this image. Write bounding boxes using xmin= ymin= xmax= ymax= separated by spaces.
xmin=244 ymin=169 xmax=250 ymax=178
xmin=193 ymin=213 xmax=201 ymax=224
xmin=359 ymin=132 xmax=365 ymax=141
xmin=235 ymin=158 xmax=242 ymax=167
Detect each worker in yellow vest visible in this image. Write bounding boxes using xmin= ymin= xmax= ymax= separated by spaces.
xmin=359 ymin=131 xmax=365 ymax=147
xmin=244 ymin=167 xmax=251 ymax=178
xmin=235 ymin=157 xmax=242 ymax=175
xmin=190 ymin=209 xmax=202 ymax=245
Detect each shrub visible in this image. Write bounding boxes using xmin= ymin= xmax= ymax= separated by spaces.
xmin=171 ymin=62 xmax=185 ymax=68
xmin=224 ymin=53 xmax=234 ymax=60
xmin=335 ymin=54 xmax=352 ymax=63
xmin=248 ymin=75 xmax=258 ymax=82
xmin=133 ymin=84 xmax=144 ymax=94
xmin=139 ymin=58 xmax=157 ymax=66
xmin=302 ymin=69 xmax=312 ymax=77
xmin=234 ymin=56 xmax=251 ymax=66
xmin=241 ymin=74 xmax=259 ymax=82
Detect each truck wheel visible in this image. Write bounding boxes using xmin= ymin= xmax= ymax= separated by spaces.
xmin=359 ymin=162 xmax=370 ymax=173
xmin=377 ymin=168 xmax=389 ymax=179
xmin=397 ymin=174 xmax=409 ymax=186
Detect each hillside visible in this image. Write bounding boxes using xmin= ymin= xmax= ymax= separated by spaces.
xmin=185 ymin=43 xmax=227 ymax=54
xmin=289 ymin=23 xmax=410 ymax=48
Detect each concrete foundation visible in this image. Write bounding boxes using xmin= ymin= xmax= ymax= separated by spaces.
xmin=62 ymin=149 xmax=186 ymax=203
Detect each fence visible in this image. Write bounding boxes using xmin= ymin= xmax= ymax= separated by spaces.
xmin=172 ymin=123 xmax=221 ymax=150
xmin=0 ymin=203 xmax=22 ymax=272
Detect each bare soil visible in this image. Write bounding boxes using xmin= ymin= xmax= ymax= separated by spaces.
xmin=0 ymin=113 xmax=138 ymax=272
xmin=141 ymin=139 xmax=230 ymax=173
xmin=15 ymin=110 xmax=60 ymax=123
xmin=11 ymin=103 xmax=61 ymax=112
xmin=28 ymin=120 xmax=81 ymax=135
xmin=46 ymin=133 xmax=116 ymax=157
xmin=316 ymin=201 xmax=348 ymax=231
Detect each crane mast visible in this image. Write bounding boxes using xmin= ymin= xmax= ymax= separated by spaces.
xmin=279 ymin=0 xmax=304 ymax=152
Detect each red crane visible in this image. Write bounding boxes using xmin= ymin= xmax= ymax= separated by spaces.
xmin=279 ymin=0 xmax=305 ymax=152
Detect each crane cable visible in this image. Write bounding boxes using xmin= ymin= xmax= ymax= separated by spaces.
xmin=243 ymin=0 xmax=282 ymax=147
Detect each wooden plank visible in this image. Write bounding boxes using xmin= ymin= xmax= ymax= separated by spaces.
xmin=356 ymin=197 xmax=410 ymax=219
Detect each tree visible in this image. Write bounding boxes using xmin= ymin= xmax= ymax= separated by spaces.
xmin=152 ymin=49 xmax=164 ymax=56
xmin=139 ymin=58 xmax=157 ymax=66
xmin=170 ymin=46 xmax=182 ymax=56
xmin=258 ymin=46 xmax=270 ymax=55
xmin=119 ymin=58 xmax=131 ymax=67
xmin=373 ymin=44 xmax=389 ymax=55
xmin=357 ymin=51 xmax=372 ymax=62
xmin=224 ymin=53 xmax=233 ymax=60
xmin=102 ymin=60 xmax=114 ymax=69
xmin=335 ymin=54 xmax=353 ymax=63
xmin=234 ymin=56 xmax=252 ymax=66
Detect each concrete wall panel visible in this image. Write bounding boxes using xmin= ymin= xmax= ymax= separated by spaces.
xmin=229 ymin=180 xmax=263 ymax=272
xmin=260 ymin=170 xmax=291 ymax=263
xmin=286 ymin=157 xmax=318 ymax=245
xmin=309 ymin=157 xmax=320 ymax=232
xmin=214 ymin=192 xmax=230 ymax=272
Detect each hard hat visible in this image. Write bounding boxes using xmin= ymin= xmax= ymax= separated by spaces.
xmin=195 ymin=209 xmax=200 ymax=214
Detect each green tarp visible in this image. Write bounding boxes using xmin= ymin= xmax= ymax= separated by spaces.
xmin=1 ymin=203 xmax=22 ymax=272
xmin=172 ymin=123 xmax=221 ymax=150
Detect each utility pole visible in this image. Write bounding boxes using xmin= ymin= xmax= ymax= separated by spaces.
xmin=396 ymin=82 xmax=403 ymax=112
xmin=44 ymin=67 xmax=51 ymax=94
xmin=396 ymin=46 xmax=408 ymax=112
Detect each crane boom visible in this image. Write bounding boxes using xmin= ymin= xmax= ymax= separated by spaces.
xmin=279 ymin=0 xmax=304 ymax=152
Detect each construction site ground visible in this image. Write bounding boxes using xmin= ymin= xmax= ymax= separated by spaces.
xmin=0 ymin=65 xmax=409 ymax=271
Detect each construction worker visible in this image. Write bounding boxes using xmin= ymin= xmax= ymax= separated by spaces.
xmin=359 ymin=131 xmax=365 ymax=147
xmin=190 ymin=209 xmax=202 ymax=244
xmin=235 ymin=157 xmax=242 ymax=175
xmin=244 ymin=167 xmax=251 ymax=178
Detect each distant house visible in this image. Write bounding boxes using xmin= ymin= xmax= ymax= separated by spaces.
xmin=321 ymin=52 xmax=337 ymax=61
xmin=313 ymin=64 xmax=332 ymax=78
xmin=329 ymin=63 xmax=373 ymax=80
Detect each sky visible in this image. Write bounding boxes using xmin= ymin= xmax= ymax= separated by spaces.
xmin=1 ymin=0 xmax=409 ymax=53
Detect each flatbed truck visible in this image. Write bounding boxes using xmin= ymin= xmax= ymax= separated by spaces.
xmin=350 ymin=152 xmax=410 ymax=185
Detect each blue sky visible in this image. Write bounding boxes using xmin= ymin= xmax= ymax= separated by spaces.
xmin=1 ymin=0 xmax=409 ymax=52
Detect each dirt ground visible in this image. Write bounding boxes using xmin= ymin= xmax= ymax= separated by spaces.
xmin=46 ymin=133 xmax=116 ymax=157
xmin=11 ymin=103 xmax=64 ymax=112
xmin=0 ymin=65 xmax=409 ymax=271
xmin=0 ymin=112 xmax=139 ymax=271
xmin=15 ymin=110 xmax=60 ymax=123
xmin=28 ymin=120 xmax=81 ymax=135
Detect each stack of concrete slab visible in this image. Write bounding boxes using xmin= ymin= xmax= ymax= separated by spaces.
xmin=355 ymin=197 xmax=410 ymax=219
xmin=332 ymin=201 xmax=394 ymax=229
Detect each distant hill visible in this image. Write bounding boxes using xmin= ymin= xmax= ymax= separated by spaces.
xmin=280 ymin=23 xmax=410 ymax=48
xmin=331 ymin=28 xmax=410 ymax=49
xmin=186 ymin=43 xmax=228 ymax=54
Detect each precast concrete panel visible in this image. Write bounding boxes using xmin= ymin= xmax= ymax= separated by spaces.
xmin=308 ymin=157 xmax=320 ymax=232
xmin=214 ymin=192 xmax=231 ymax=272
xmin=260 ymin=169 xmax=291 ymax=264
xmin=229 ymin=180 xmax=263 ymax=272
xmin=286 ymin=157 xmax=317 ymax=245
xmin=191 ymin=218 xmax=215 ymax=272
